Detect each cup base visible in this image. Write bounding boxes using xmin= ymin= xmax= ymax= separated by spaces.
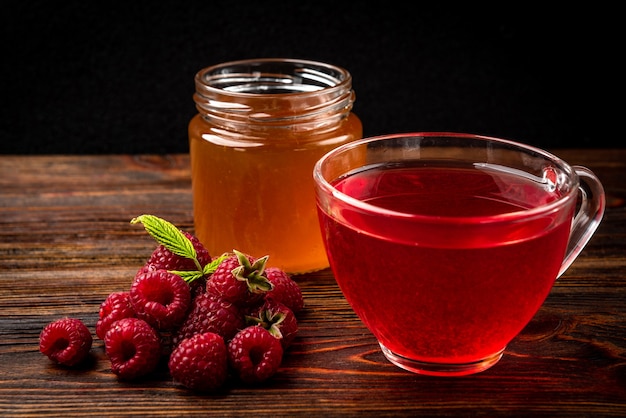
xmin=379 ymin=343 xmax=505 ymax=377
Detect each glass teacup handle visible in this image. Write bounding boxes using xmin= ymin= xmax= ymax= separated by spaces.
xmin=558 ymin=166 xmax=606 ymax=278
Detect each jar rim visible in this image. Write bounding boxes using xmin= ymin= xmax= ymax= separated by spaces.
xmin=193 ymin=58 xmax=355 ymax=123
xmin=194 ymin=58 xmax=352 ymax=97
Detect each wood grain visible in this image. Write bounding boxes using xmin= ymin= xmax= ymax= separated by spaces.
xmin=1 ymin=151 xmax=625 ymax=417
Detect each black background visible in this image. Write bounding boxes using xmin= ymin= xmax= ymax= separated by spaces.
xmin=2 ymin=1 xmax=621 ymax=154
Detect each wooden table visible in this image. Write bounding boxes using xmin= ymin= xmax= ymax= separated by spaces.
xmin=1 ymin=151 xmax=625 ymax=417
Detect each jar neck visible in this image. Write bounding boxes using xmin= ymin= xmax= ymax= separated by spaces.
xmin=193 ymin=58 xmax=355 ymax=129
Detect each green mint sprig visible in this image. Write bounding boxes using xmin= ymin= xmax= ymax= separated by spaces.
xmin=169 ymin=254 xmax=229 ymax=284
xmin=130 ymin=214 xmax=203 ymax=276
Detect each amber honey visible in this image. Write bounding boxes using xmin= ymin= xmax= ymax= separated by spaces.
xmin=189 ymin=59 xmax=362 ymax=274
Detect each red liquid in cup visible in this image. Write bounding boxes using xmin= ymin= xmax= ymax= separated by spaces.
xmin=317 ymin=162 xmax=575 ymax=365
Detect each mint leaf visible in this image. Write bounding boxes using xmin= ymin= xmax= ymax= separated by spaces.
xmin=171 ymin=254 xmax=230 ymax=284
xmin=130 ymin=214 xmax=197 ymax=261
xmin=203 ymin=254 xmax=229 ymax=276
xmin=169 ymin=270 xmax=204 ymax=284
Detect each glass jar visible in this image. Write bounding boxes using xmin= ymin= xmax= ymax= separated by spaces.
xmin=189 ymin=58 xmax=362 ymax=274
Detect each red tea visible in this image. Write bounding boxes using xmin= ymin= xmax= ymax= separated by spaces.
xmin=317 ymin=162 xmax=575 ymax=366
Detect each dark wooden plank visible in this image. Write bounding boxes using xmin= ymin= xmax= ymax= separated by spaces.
xmin=1 ymin=151 xmax=625 ymax=417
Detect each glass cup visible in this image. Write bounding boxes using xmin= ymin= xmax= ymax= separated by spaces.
xmin=313 ymin=132 xmax=605 ymax=376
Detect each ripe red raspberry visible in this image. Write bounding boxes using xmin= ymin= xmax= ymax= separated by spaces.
xmin=104 ymin=317 xmax=161 ymax=380
xmin=207 ymin=250 xmax=272 ymax=306
xmin=168 ymin=332 xmax=228 ymax=392
xmin=247 ymin=299 xmax=298 ymax=349
xmin=172 ymin=292 xmax=244 ymax=346
xmin=228 ymin=326 xmax=284 ymax=384
xmin=147 ymin=230 xmax=212 ymax=272
xmin=137 ymin=261 xmax=212 ymax=297
xmin=264 ymin=267 xmax=304 ymax=314
xmin=39 ymin=318 xmax=92 ymax=367
xmin=130 ymin=269 xmax=191 ymax=330
xmin=95 ymin=291 xmax=136 ymax=340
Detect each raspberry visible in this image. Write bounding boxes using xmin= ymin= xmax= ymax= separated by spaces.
xmin=135 ymin=262 xmax=157 ymax=276
xmin=95 ymin=291 xmax=136 ymax=340
xmin=264 ymin=267 xmax=304 ymax=314
xmin=172 ymin=292 xmax=244 ymax=346
xmin=138 ymin=261 xmax=212 ymax=297
xmin=207 ymin=250 xmax=272 ymax=306
xmin=247 ymin=299 xmax=298 ymax=349
xmin=104 ymin=317 xmax=161 ymax=380
xmin=39 ymin=318 xmax=92 ymax=367
xmin=228 ymin=326 xmax=284 ymax=384
xmin=130 ymin=269 xmax=191 ymax=330
xmin=147 ymin=230 xmax=212 ymax=272
xmin=168 ymin=332 xmax=228 ymax=392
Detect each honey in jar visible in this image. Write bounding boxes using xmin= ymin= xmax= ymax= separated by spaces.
xmin=189 ymin=58 xmax=362 ymax=274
